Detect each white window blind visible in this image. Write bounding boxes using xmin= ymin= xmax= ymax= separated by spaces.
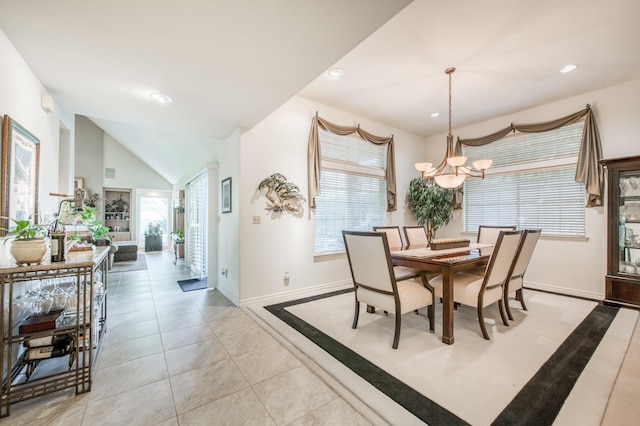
xmin=314 ymin=130 xmax=387 ymax=255
xmin=186 ymin=170 xmax=208 ymax=278
xmin=463 ymin=122 xmax=585 ymax=237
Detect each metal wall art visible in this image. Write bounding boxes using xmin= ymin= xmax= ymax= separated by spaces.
xmin=257 ymin=173 xmax=306 ymax=215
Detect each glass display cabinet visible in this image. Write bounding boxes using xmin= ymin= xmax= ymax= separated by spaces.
xmin=602 ymin=156 xmax=640 ymax=309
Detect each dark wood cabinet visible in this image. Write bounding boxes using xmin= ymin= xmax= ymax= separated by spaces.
xmin=602 ymin=156 xmax=640 ymax=309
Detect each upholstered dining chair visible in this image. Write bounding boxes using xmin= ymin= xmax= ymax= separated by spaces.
xmin=342 ymin=231 xmax=435 ymax=349
xmin=430 ymin=230 xmax=523 ymax=340
xmin=477 ymin=225 xmax=517 ymax=244
xmin=504 ymin=229 xmax=541 ymax=320
xmin=403 ymin=226 xmax=429 ymax=246
xmin=372 ymin=226 xmax=404 ymax=248
xmin=468 ymin=225 xmax=518 ymax=276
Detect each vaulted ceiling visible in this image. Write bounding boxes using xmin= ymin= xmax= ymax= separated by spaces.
xmin=1 ymin=0 xmax=639 ymax=184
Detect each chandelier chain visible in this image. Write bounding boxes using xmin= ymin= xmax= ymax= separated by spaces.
xmin=448 ymin=69 xmax=452 ymax=136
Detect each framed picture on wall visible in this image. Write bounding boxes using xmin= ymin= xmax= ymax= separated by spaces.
xmin=222 ymin=177 xmax=232 ymax=213
xmin=1 ymin=115 xmax=40 ymax=235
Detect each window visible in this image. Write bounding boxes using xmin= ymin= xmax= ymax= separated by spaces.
xmin=186 ymin=170 xmax=208 ymax=278
xmin=463 ymin=122 xmax=585 ymax=237
xmin=314 ymin=130 xmax=387 ymax=255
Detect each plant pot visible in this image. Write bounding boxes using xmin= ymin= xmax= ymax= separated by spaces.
xmin=10 ymin=238 xmax=47 ymax=265
xmin=145 ymin=235 xmax=162 ymax=252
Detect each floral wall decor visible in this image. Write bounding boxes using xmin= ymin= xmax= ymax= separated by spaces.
xmin=258 ymin=173 xmax=306 ymax=215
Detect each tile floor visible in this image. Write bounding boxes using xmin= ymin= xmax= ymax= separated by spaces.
xmin=1 ymin=251 xmax=376 ymax=425
xmin=1 ymin=250 xmax=639 ymax=425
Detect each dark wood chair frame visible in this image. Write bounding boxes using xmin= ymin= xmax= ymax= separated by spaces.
xmin=504 ymin=229 xmax=542 ymax=321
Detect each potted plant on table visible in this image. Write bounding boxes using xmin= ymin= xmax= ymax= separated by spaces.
xmin=406 ymin=178 xmax=455 ymax=243
xmin=1 ymin=216 xmax=48 ymax=265
xmin=69 ymin=206 xmax=111 ymax=247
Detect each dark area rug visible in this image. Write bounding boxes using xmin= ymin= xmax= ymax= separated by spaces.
xmin=178 ymin=278 xmax=208 ymax=292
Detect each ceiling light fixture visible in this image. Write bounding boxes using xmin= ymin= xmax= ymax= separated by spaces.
xmin=414 ymin=67 xmax=492 ymax=189
xmin=328 ymin=67 xmax=344 ymax=78
xmin=560 ymin=64 xmax=578 ymax=73
xmin=430 ymin=112 xmax=440 ymax=118
xmin=149 ymin=92 xmax=173 ymax=104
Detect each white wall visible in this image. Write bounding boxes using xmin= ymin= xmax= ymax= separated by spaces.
xmin=216 ymin=130 xmax=241 ymax=304
xmin=238 ymin=95 xmax=426 ymax=303
xmin=75 ymin=115 xmax=103 ymax=200
xmin=0 ymin=28 xmax=71 ymax=262
xmin=426 ymin=78 xmax=640 ymax=299
xmin=103 ymin=132 xmax=172 ymax=191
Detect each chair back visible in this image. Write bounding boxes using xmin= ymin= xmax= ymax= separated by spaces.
xmin=343 ymin=231 xmax=396 ymax=294
xmin=511 ymin=229 xmax=541 ymax=279
xmin=482 ymin=230 xmax=523 ymax=291
xmin=403 ymin=226 xmax=429 ymax=246
xmin=477 ymin=225 xmax=517 ymax=244
xmin=373 ymin=226 xmax=403 ymax=248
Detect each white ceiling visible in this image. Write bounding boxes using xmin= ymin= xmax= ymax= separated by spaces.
xmin=1 ymin=0 xmax=639 ymax=184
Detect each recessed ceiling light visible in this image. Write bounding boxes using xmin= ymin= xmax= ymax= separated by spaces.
xmin=328 ymin=68 xmax=344 ymax=78
xmin=149 ymin=92 xmax=173 ymax=104
xmin=430 ymin=112 xmax=440 ymax=118
xmin=560 ymin=64 xmax=578 ymax=73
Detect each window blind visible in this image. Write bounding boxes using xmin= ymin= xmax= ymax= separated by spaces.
xmin=463 ymin=122 xmax=585 ymax=236
xmin=314 ymin=130 xmax=387 ymax=255
xmin=186 ymin=170 xmax=208 ymax=278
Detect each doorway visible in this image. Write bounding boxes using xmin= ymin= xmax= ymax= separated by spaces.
xmin=137 ymin=190 xmax=172 ymax=249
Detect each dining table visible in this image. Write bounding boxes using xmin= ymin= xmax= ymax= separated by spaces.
xmin=390 ymin=243 xmax=493 ymax=345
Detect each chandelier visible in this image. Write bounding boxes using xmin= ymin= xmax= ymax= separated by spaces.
xmin=415 ymin=67 xmax=492 ymax=189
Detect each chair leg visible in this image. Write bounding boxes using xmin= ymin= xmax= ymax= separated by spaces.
xmin=502 ymin=297 xmax=513 ymax=321
xmin=352 ymin=300 xmax=360 ymax=329
xmin=427 ymin=304 xmax=434 ymax=332
xmin=517 ymin=289 xmax=528 ymax=311
xmin=392 ymin=313 xmax=401 ymax=349
xmin=477 ymin=305 xmax=490 ymax=340
xmin=498 ymin=299 xmax=509 ymax=326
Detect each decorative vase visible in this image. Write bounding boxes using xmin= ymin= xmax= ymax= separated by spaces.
xmin=10 ymin=238 xmax=47 ymax=265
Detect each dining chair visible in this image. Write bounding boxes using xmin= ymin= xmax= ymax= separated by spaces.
xmin=504 ymin=229 xmax=541 ymax=320
xmin=403 ymin=226 xmax=429 ymax=246
xmin=430 ymin=230 xmax=523 ymax=340
xmin=477 ymin=225 xmax=517 ymax=244
xmin=342 ymin=231 xmax=435 ymax=349
xmin=373 ymin=226 xmax=404 ymax=248
xmin=468 ymin=225 xmax=518 ymax=276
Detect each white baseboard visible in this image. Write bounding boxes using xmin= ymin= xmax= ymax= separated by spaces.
xmin=240 ymin=280 xmax=352 ymax=307
xmin=525 ymin=280 xmax=604 ymax=301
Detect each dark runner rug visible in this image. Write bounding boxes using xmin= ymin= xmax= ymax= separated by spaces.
xmin=265 ymin=289 xmax=619 ymax=425
xmin=178 ymin=278 xmax=208 ymax=292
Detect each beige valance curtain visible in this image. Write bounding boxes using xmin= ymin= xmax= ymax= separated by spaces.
xmin=456 ymin=105 xmax=603 ymax=207
xmin=308 ymin=113 xmax=397 ymax=211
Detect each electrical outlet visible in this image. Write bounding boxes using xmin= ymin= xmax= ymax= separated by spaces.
xmin=252 ymin=216 xmax=261 ymax=224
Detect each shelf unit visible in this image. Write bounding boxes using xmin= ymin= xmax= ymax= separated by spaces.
xmin=103 ymin=188 xmax=132 ymax=241
xmin=0 ymin=247 xmax=109 ymax=416
xmin=602 ymin=155 xmax=640 ymax=309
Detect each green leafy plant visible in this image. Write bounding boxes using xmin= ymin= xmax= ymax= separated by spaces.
xmin=145 ymin=221 xmax=163 ymax=237
xmin=70 ymin=206 xmax=111 ymax=243
xmin=1 ymin=216 xmax=46 ymax=242
xmin=170 ymin=228 xmax=184 ymax=242
xmin=406 ymin=178 xmax=455 ymax=242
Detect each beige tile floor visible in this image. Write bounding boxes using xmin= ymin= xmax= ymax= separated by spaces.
xmin=1 ymin=250 xmax=638 ymax=425
xmin=1 ymin=251 xmax=376 ymax=425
